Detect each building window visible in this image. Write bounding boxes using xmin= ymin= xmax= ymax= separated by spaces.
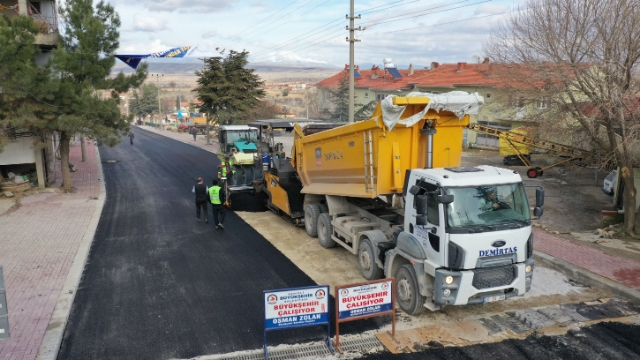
xmin=486 ymin=93 xmax=492 ymax=99
xmin=511 ymin=96 xmax=524 ymax=108
xmin=30 ymin=1 xmax=41 ymax=13
xmin=364 ymin=92 xmax=369 ymax=99
xmin=376 ymin=93 xmax=391 ymax=102
xmin=538 ymin=97 xmax=550 ymax=109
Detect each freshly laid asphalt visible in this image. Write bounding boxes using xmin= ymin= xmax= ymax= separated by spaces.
xmin=361 ymin=321 xmax=640 ymax=359
xmin=56 ymin=128 xmax=380 ymax=360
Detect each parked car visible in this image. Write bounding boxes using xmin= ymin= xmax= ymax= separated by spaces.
xmin=602 ymin=169 xmax=617 ymax=196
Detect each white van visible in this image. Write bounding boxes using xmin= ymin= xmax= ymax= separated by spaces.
xmin=602 ymin=170 xmax=617 ymax=196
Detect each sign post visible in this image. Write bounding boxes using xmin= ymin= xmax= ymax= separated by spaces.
xmin=334 ymin=278 xmax=395 ymax=353
xmin=264 ymin=285 xmax=332 ymax=359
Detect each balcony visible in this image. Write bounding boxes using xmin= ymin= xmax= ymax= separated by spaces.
xmin=1 ymin=0 xmax=59 ymax=47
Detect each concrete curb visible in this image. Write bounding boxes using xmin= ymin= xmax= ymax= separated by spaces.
xmin=35 ymin=145 xmax=107 ymax=360
xmin=534 ymin=250 xmax=640 ymax=304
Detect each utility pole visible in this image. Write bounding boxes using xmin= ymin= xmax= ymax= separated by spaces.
xmin=346 ymin=0 xmax=361 ymax=123
xmin=152 ymin=74 xmax=163 ymax=125
xmin=203 ymin=57 xmax=211 ymax=144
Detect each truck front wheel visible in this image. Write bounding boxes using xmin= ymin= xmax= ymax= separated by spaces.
xmin=396 ymin=264 xmax=425 ymax=315
xmin=304 ymin=204 xmax=321 ymax=237
xmin=317 ymin=213 xmax=336 ymax=248
xmin=359 ymin=239 xmax=384 ymax=280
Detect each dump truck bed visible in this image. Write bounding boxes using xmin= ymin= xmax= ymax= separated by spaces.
xmin=291 ymin=93 xmax=483 ymax=198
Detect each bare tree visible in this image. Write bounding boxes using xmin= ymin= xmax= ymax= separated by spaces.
xmin=484 ymin=0 xmax=640 ymax=234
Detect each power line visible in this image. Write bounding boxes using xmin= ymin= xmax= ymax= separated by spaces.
xmin=359 ymin=0 xmax=480 ymax=28
xmin=253 ymin=0 xmax=489 ymax=62
xmin=252 ymin=26 xmax=345 ymax=63
xmin=243 ymin=0 xmax=317 ymax=38
xmin=250 ymin=18 xmax=345 ymax=57
xmin=254 ymin=0 xmax=333 ymax=39
xmin=236 ymin=0 xmax=303 ymax=35
xmin=248 ymin=0 xmax=431 ymax=57
xmin=382 ymin=11 xmax=507 ymax=34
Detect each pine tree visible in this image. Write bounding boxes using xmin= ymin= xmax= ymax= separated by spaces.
xmin=323 ymin=74 xmax=376 ymax=122
xmin=195 ymin=50 xmax=265 ymax=125
xmin=0 ymin=15 xmax=52 ymax=151
xmin=129 ymin=85 xmax=158 ymax=122
xmin=43 ymin=0 xmax=147 ymax=192
xmin=323 ymin=75 xmax=350 ymax=121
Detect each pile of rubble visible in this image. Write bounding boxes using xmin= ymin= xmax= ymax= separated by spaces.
xmin=0 ymin=171 xmax=35 ymax=197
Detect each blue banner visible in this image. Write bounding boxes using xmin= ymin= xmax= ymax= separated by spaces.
xmin=149 ymin=46 xmax=191 ymax=58
xmin=114 ymin=46 xmax=192 ymax=69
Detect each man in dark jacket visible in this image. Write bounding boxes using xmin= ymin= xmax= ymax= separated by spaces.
xmin=190 ymin=127 xmax=198 ymax=141
xmin=193 ymin=177 xmax=209 ymax=223
xmin=209 ymin=179 xmax=226 ymax=229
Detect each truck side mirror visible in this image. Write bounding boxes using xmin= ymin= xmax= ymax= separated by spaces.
xmin=438 ymin=194 xmax=454 ymax=204
xmin=409 ymin=185 xmax=420 ymax=196
xmin=533 ymin=207 xmax=543 ymax=218
xmin=536 ymin=188 xmax=544 ymax=207
xmin=416 ymin=195 xmax=428 ymax=215
xmin=416 ymin=215 xmax=428 ymax=226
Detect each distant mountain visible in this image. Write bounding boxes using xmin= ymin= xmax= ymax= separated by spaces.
xmin=357 ymin=63 xmax=429 ymax=70
xmin=111 ymin=59 xmax=340 ymax=83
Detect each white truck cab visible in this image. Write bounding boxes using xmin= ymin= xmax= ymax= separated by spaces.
xmin=385 ymin=165 xmax=543 ymax=314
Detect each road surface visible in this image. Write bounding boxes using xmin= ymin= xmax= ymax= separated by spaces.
xmin=56 ymin=128 xmax=379 ymax=360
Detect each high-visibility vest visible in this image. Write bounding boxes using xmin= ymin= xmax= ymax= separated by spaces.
xmin=209 ymin=186 xmax=222 ymax=205
xmin=221 ymin=160 xmax=236 ymax=176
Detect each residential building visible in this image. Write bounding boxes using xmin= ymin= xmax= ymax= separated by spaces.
xmin=0 ymin=0 xmax=60 ymax=189
xmin=316 ymin=60 xmax=540 ymax=148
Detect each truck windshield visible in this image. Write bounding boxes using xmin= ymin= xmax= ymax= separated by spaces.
xmin=445 ymin=183 xmax=530 ymax=228
xmin=227 ymin=129 xmax=259 ymax=143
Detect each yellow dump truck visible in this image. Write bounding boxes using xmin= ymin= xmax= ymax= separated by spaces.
xmin=188 ymin=113 xmax=209 ymax=134
xmin=254 ymin=92 xmax=544 ymax=315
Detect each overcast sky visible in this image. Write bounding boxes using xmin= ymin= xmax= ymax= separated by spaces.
xmin=112 ymin=0 xmax=526 ymax=67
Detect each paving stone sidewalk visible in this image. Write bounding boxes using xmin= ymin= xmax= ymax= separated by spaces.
xmin=534 ymin=228 xmax=640 ymax=290
xmin=0 ymin=139 xmax=103 ymax=360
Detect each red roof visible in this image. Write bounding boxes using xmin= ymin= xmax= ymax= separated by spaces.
xmin=316 ymin=62 xmax=498 ymax=90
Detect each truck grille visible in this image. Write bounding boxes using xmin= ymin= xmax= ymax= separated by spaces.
xmin=472 ymin=265 xmax=515 ymax=289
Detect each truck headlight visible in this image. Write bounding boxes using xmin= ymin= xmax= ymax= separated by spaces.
xmin=525 ymin=265 xmax=532 ymax=273
xmin=443 ymin=289 xmax=451 ymax=297
xmin=445 ymin=276 xmax=454 ymax=284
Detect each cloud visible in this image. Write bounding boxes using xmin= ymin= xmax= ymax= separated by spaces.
xmin=118 ymin=39 xmax=177 ymax=54
xmin=250 ymin=1 xmax=269 ymax=8
xmin=132 ymin=14 xmax=170 ymax=32
xmin=144 ymin=0 xmax=239 ymax=14
xmin=251 ymin=50 xmax=331 ymax=65
xmin=202 ymin=29 xmax=218 ymax=38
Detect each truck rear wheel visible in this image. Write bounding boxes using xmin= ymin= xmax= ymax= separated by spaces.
xmin=396 ymin=264 xmax=425 ymax=315
xmin=317 ymin=213 xmax=336 ymax=248
xmin=359 ymin=239 xmax=384 ymax=280
xmin=304 ymin=204 xmax=321 ymax=237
